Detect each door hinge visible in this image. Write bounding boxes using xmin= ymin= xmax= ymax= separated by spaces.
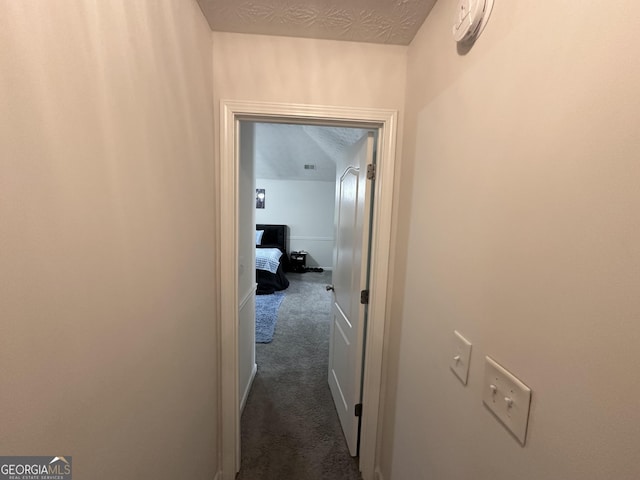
xmin=360 ymin=289 xmax=369 ymax=305
xmin=355 ymin=403 xmax=363 ymax=417
xmin=366 ymin=163 xmax=376 ymax=180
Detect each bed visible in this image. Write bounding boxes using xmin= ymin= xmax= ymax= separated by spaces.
xmin=256 ymin=224 xmax=290 ymax=295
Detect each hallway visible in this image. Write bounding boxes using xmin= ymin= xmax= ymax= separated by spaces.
xmin=237 ymin=271 xmax=361 ymax=480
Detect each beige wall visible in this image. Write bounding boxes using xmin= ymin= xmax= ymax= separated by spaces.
xmin=381 ymin=0 xmax=640 ymax=479
xmin=0 ymin=2 xmax=217 ymax=479
xmin=212 ymin=32 xmax=407 ymax=112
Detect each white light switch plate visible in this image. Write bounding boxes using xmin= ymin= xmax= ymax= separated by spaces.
xmin=450 ymin=331 xmax=472 ymax=385
xmin=483 ymin=356 xmax=532 ymax=445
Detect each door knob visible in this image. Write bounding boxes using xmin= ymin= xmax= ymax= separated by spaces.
xmin=325 ymin=285 xmax=334 ymax=291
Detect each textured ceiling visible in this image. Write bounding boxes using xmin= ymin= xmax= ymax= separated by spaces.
xmin=251 ymin=123 xmax=369 ymax=181
xmin=198 ymin=0 xmax=437 ymax=45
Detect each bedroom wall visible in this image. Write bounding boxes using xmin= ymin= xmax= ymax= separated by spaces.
xmin=239 ymin=122 xmax=257 ymax=411
xmin=255 ymin=178 xmax=336 ymax=269
xmin=379 ymin=1 xmax=640 ymax=479
xmin=0 ymin=2 xmax=217 ymax=479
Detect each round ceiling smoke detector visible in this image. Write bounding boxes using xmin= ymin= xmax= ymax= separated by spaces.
xmin=452 ymin=0 xmax=494 ymax=43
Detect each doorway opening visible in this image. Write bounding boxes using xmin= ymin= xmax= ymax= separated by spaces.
xmin=237 ymin=121 xmax=375 ymax=478
xmin=219 ymin=101 xmax=398 ymax=480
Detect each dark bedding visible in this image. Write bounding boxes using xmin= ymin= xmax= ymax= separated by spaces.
xmin=256 ymin=224 xmax=290 ymax=295
xmin=256 ymin=263 xmax=289 ymax=295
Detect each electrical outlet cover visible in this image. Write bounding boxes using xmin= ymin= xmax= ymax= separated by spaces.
xmin=450 ymin=331 xmax=472 ymax=385
xmin=483 ymin=356 xmax=532 ymax=445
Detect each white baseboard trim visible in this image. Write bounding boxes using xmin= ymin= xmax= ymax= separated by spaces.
xmin=240 ymin=362 xmax=257 ymax=414
xmin=290 ymin=235 xmax=334 ymax=241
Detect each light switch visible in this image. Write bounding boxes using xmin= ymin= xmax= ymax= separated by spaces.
xmin=483 ymin=356 xmax=532 ymax=445
xmin=450 ymin=331 xmax=472 ymax=385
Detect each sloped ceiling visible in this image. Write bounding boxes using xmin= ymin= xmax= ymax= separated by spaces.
xmin=197 ymin=0 xmax=437 ymax=45
xmin=252 ymin=123 xmax=369 ymax=182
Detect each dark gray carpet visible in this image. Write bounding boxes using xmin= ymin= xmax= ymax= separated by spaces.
xmin=238 ymin=271 xmax=362 ymax=480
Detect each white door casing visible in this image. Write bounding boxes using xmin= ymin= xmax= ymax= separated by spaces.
xmin=329 ymin=133 xmax=374 ymax=456
xmin=219 ymin=100 xmax=398 ymax=480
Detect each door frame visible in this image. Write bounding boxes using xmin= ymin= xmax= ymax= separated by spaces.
xmin=219 ymin=100 xmax=398 ymax=480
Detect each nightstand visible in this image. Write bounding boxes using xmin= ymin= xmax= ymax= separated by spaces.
xmin=290 ymin=251 xmax=308 ymax=273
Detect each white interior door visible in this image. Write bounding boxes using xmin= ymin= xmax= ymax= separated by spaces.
xmin=328 ymin=132 xmax=375 ymax=457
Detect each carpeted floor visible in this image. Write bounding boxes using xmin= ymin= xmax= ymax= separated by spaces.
xmin=237 ymin=270 xmax=362 ymax=480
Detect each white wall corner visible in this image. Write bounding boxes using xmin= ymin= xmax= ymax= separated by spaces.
xmin=240 ymin=363 xmax=257 ymax=414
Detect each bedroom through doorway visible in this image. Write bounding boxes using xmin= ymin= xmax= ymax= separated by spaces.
xmin=236 ymin=121 xmax=374 ymax=479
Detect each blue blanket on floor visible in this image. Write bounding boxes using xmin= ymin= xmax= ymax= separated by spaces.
xmin=255 ymin=291 xmax=286 ymax=343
